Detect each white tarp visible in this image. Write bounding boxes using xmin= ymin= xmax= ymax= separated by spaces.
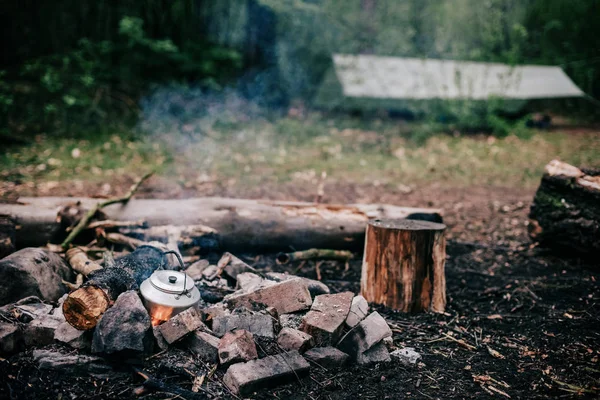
xmin=333 ymin=54 xmax=584 ymax=100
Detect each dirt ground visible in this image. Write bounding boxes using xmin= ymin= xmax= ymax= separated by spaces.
xmin=0 ymin=182 xmax=598 ymax=399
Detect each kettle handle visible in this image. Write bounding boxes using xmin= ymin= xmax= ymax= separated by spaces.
xmin=161 ymin=250 xmax=189 ymax=297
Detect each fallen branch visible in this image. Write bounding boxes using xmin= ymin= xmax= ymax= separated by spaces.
xmin=60 ymin=172 xmax=153 ymax=249
xmin=65 ymin=247 xmax=102 ymax=276
xmin=276 ymin=249 xmax=353 ymax=265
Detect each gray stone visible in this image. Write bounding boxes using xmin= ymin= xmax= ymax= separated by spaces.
xmin=202 ymin=265 xmax=220 ymax=280
xmin=212 ymin=308 xmax=275 ymax=339
xmin=15 ymin=303 xmax=54 ymax=320
xmin=219 ymin=253 xmax=256 ymax=280
xmin=0 ymin=323 xmax=22 ymax=355
xmin=226 ymin=278 xmax=312 ymax=314
xmin=303 ymin=347 xmax=349 ymax=368
xmin=158 ymin=307 xmax=204 ymax=344
xmin=223 ymin=350 xmax=310 ymax=396
xmin=265 ymin=272 xmax=330 ymax=297
xmin=337 ymin=311 xmax=392 ymax=359
xmin=186 ymin=259 xmax=210 ymax=280
xmin=187 ymin=330 xmax=220 ymax=363
xmin=301 ymin=292 xmax=353 ymax=345
xmin=92 ymin=291 xmax=153 ymax=356
xmin=390 ymin=347 xmax=422 ymax=366
xmin=218 ymin=330 xmax=258 ymax=366
xmin=24 ymin=314 xmax=63 ymax=347
xmin=356 ymin=342 xmax=391 ymax=365
xmin=54 ymin=322 xmax=91 ymax=350
xmin=152 ymin=326 xmax=169 ymax=351
xmin=33 ymin=349 xmax=114 ymax=379
xmin=235 ymin=272 xmax=272 ymax=293
xmin=280 ymin=313 xmax=303 ymax=330
xmin=383 ymin=336 xmax=394 ymax=350
xmin=345 ymin=295 xmax=369 ymax=328
xmin=203 ymin=303 xmax=231 ymax=320
xmin=277 ymin=328 xmax=314 ymax=353
xmin=0 ymin=248 xmax=73 ymax=305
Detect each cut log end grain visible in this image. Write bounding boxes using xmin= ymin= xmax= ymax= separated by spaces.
xmin=361 ymin=219 xmax=446 ymax=313
xmin=63 ymin=286 xmax=110 ymax=330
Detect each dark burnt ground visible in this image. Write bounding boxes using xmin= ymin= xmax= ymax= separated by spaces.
xmin=0 ymin=185 xmax=599 ymax=399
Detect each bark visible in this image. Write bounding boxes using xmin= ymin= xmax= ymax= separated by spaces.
xmin=361 ymin=219 xmax=446 ymax=313
xmin=529 ymin=160 xmax=600 ymax=254
xmin=0 ymin=197 xmax=442 ymax=252
xmin=65 ymin=247 xmax=102 ymax=276
xmin=63 ymin=246 xmax=167 ymax=330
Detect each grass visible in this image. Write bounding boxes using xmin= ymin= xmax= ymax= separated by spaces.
xmin=1 ymin=114 xmax=599 ymax=193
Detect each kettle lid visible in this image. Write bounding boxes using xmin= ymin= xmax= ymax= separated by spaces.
xmin=149 ymin=270 xmax=195 ymax=294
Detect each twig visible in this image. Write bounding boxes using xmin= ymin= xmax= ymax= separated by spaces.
xmin=86 ymin=219 xmax=146 ymax=230
xmin=315 ymin=261 xmax=323 ymax=281
xmin=61 ymin=171 xmax=153 ymax=249
xmin=276 ymin=249 xmax=353 ymax=265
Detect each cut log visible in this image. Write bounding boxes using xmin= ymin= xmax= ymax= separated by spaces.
xmin=63 ymin=246 xmax=167 ymax=330
xmin=0 ymin=215 xmax=16 ymax=258
xmin=529 ymin=160 xmax=600 ymax=254
xmin=0 ymin=197 xmax=442 ymax=252
xmin=360 ymin=219 xmax=446 ymax=313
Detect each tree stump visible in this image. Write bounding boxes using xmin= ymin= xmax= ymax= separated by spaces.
xmin=360 ymin=219 xmax=446 ymax=313
xmin=529 ymin=160 xmax=600 ymax=254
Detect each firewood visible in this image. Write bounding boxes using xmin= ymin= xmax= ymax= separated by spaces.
xmin=65 ymin=247 xmax=102 ymax=276
xmin=361 ymin=219 xmax=447 ymax=313
xmin=276 ymin=248 xmax=353 ymax=264
xmin=60 ymin=172 xmax=153 ymax=249
xmin=2 ymin=197 xmax=442 ymax=252
xmin=62 ymin=246 xmax=167 ymax=330
xmin=529 ymin=160 xmax=600 ymax=254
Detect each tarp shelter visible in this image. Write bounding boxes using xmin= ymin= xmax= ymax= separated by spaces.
xmin=332 ymin=54 xmax=584 ymax=101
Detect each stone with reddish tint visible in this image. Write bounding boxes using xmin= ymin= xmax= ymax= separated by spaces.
xmin=277 ymin=328 xmax=314 ymax=353
xmin=223 ymin=350 xmax=310 ymax=396
xmin=345 ymin=295 xmax=369 ymax=328
xmin=185 ymin=259 xmax=210 ymax=280
xmin=356 ymin=342 xmax=391 ymax=365
xmin=337 ymin=311 xmax=392 ymax=360
xmin=0 ymin=322 xmax=21 ymax=355
xmin=212 ymin=308 xmax=275 ymax=338
xmin=303 ymin=347 xmax=349 ymax=368
xmin=265 ymin=272 xmax=330 ymax=297
xmin=226 ymin=278 xmax=312 ymax=314
xmin=218 ymin=330 xmax=258 ymax=366
xmin=158 ymin=307 xmax=204 ymax=344
xmin=187 ymin=330 xmax=220 ymax=363
xmin=219 ymin=252 xmax=257 ymax=280
xmin=301 ymin=291 xmax=353 ymax=345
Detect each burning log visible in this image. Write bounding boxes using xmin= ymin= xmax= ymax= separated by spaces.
xmin=529 ymin=160 xmax=600 ymax=254
xmin=1 ymin=197 xmax=442 ymax=252
xmin=62 ymin=246 xmax=167 ymax=330
xmin=360 ymin=219 xmax=446 ymax=313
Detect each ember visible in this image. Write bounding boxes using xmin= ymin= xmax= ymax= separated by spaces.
xmin=149 ymin=305 xmax=173 ymax=326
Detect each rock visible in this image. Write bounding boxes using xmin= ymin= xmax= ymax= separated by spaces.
xmin=345 ymin=295 xmax=369 ymax=328
xmin=204 ymin=303 xmax=231 ymax=320
xmin=186 ymin=259 xmax=210 ymax=280
xmin=337 ymin=311 xmax=392 ymax=360
xmin=202 ymin=265 xmax=220 ymax=280
xmin=152 ymin=326 xmax=169 ymax=351
xmin=235 ymin=272 xmax=271 ymax=292
xmin=219 ymin=252 xmax=256 ymax=280
xmin=277 ymin=328 xmax=314 ymax=353
xmin=0 ymin=323 xmax=22 ymax=355
xmin=24 ymin=314 xmax=63 ymax=347
xmin=54 ymin=322 xmax=91 ymax=350
xmin=280 ymin=313 xmax=303 ymax=330
xmin=303 ymin=347 xmax=349 ymax=368
xmin=33 ymin=349 xmax=114 ymax=379
xmin=226 ymin=278 xmax=312 ymax=314
xmin=265 ymin=272 xmax=330 ymax=297
xmin=390 ymin=347 xmax=422 ymax=366
xmin=223 ymin=350 xmax=310 ymax=396
xmin=383 ymin=336 xmax=394 ymax=350
xmin=0 ymin=248 xmax=73 ymax=305
xmin=301 ymin=291 xmax=353 ymax=345
xmin=92 ymin=291 xmax=153 ymax=356
xmin=356 ymin=342 xmax=391 ymax=365
xmin=158 ymin=307 xmax=204 ymax=344
xmin=212 ymin=308 xmax=275 ymax=339
xmin=14 ymin=303 xmax=54 ymax=321
xmin=218 ymin=330 xmax=258 ymax=366
xmin=187 ymin=330 xmax=220 ymax=363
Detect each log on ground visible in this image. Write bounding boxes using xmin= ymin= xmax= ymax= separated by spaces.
xmin=0 ymin=197 xmax=442 ymax=252
xmin=361 ymin=219 xmax=447 ymax=313
xmin=529 ymin=160 xmax=600 ymax=254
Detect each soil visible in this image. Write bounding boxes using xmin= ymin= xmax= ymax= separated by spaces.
xmin=0 ymin=182 xmax=598 ymax=399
